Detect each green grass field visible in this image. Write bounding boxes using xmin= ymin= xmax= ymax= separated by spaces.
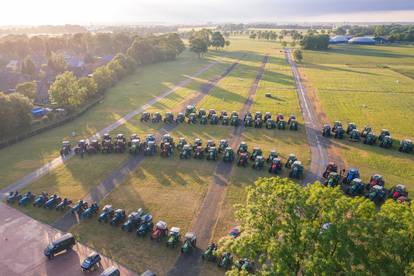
xmin=301 ymin=44 xmax=414 ymax=191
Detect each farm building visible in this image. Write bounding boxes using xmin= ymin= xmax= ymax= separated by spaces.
xmin=348 ymin=37 xmax=376 ymax=45
xmin=329 ymin=35 xmax=351 ymax=44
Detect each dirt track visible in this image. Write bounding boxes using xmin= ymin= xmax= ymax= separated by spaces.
xmin=167 ymin=54 xmax=269 ymax=276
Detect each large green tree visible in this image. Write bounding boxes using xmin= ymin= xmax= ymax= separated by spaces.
xmin=189 ymin=37 xmax=208 ymax=58
xmin=219 ymin=178 xmax=414 ymax=275
xmin=15 ymin=81 xmax=37 ymax=101
xmin=48 ymin=71 xmax=84 ymax=110
xmin=210 ymin=31 xmax=225 ymax=50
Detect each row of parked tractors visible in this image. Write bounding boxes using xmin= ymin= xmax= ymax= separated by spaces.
xmin=322 ymin=121 xmax=413 ymax=153
xmin=60 ymin=134 xmax=304 ymax=179
xmin=140 ymin=105 xmax=299 ymax=130
xmin=322 ymin=162 xmax=410 ymax=205
xmin=6 ymin=191 xmax=254 ymax=273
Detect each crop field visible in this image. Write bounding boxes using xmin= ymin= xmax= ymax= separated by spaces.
xmin=301 ymin=44 xmax=414 ymax=191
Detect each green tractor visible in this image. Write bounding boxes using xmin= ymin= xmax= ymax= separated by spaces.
xmin=289 ymin=119 xmax=298 ymax=131
xmin=252 ymin=155 xmax=265 ymax=170
xmin=289 ymin=161 xmax=304 ymax=179
xmin=187 ymin=113 xmax=197 ymax=124
xmin=181 ymin=232 xmax=197 ymax=254
xmin=230 ymin=114 xmax=240 ymax=126
xmin=210 ymin=114 xmax=219 ymax=125
xmin=322 ymin=124 xmax=331 ymax=137
xmin=218 ymin=139 xmax=229 ymax=153
xmin=223 ymin=147 xmax=235 ymax=162
xmin=220 ymin=110 xmax=228 ymax=120
xmin=163 ymin=112 xmax=174 ymax=124
xmin=346 ymin=122 xmax=357 ymax=134
xmin=202 ymin=243 xmax=217 ymax=261
xmin=200 ymin=115 xmax=208 ymax=125
xmin=265 ymin=119 xmax=276 ymax=129
xmin=129 ymin=138 xmax=141 ymax=155
xmin=349 ymin=129 xmax=361 ymax=142
xmin=250 ymin=147 xmax=263 ymax=161
xmin=152 ymin=112 xmax=162 ymax=123
xmin=277 ymin=119 xmax=286 ymax=130
xmin=254 ymin=111 xmax=262 ymax=120
xmin=288 ymin=114 xmax=296 ymax=125
xmin=264 ymin=112 xmax=272 ymax=122
xmin=399 ymin=139 xmax=413 ymax=153
xmin=361 ymin=126 xmax=372 ymax=138
xmin=334 ymin=126 xmax=345 ymax=139
xmin=140 ymin=112 xmax=150 ymax=122
xmin=208 ymin=109 xmax=216 ymax=119
xmin=180 ymin=144 xmax=192 ymax=159
xmin=193 ymin=138 xmax=202 ymax=150
xmin=379 ymin=135 xmax=393 ymax=149
xmin=285 ymin=153 xmax=297 ymax=169
xmin=166 ymin=227 xmax=181 ymax=248
xmin=266 ymin=150 xmax=278 ymax=163
xmin=254 ymin=117 xmax=263 ymax=128
xmin=235 ymin=258 xmax=255 ymax=274
xmin=368 ymin=185 xmax=387 ymax=205
xmin=222 ymin=115 xmax=229 ymax=125
xmin=143 ymin=140 xmax=157 ymax=156
xmin=379 ymin=129 xmax=391 ymax=142
xmin=198 ymin=108 xmax=206 ymax=118
xmin=207 ymin=147 xmax=218 ymax=161
xmin=346 ymin=178 xmax=365 ymax=197
xmin=193 ymin=146 xmax=204 ymax=159
xmin=244 ymin=114 xmax=253 ymax=127
xmin=185 ymin=105 xmax=196 ymax=117
xmin=218 ymin=252 xmax=233 ymax=270
xmin=363 ymin=132 xmax=377 ymax=145
xmin=332 ymin=121 xmax=342 ymax=133
xmin=324 ymin=172 xmax=340 ymax=187
xmin=177 ymin=137 xmax=187 ymax=150
xmin=161 ymin=134 xmax=175 ymax=148
xmin=237 ymin=142 xmax=248 ymax=155
xmin=205 ymin=140 xmax=216 ymax=153
xmin=176 ymin=112 xmax=185 ymax=123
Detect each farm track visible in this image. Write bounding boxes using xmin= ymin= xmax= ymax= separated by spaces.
xmin=52 ymin=60 xmax=242 ymax=232
xmin=285 ymin=49 xmax=328 ymax=184
xmin=0 ymin=61 xmax=219 ymax=200
xmin=167 ymin=54 xmax=269 ymax=276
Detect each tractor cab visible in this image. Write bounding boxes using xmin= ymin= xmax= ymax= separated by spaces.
xmin=194 ymin=138 xmax=202 ymax=148
xmin=346 ymin=122 xmax=357 ymax=134
xmin=188 ymin=113 xmax=197 ymax=124
xmin=208 ymin=109 xmax=216 ymax=118
xmin=210 ymin=114 xmax=219 ymax=124
xmin=364 ymin=132 xmax=377 ymax=145
xmin=254 ymin=117 xmax=263 ymax=128
xmin=250 ymin=147 xmax=263 ymax=161
xmin=285 ymin=153 xmax=297 ymax=169
xmin=334 ymin=126 xmax=345 ymax=139
xmin=200 ymin=115 xmax=208 ymax=125
xmin=237 ymin=142 xmax=248 ymax=154
xmin=181 ymin=232 xmax=197 ymax=254
xmin=347 ymin=178 xmax=365 ymax=197
xmin=379 ymin=135 xmax=393 ymax=148
xmin=349 ymin=129 xmax=361 ymax=142
xmin=136 ymin=214 xmax=154 ymax=237
xmin=254 ymin=111 xmax=262 ymax=120
xmin=205 ymin=140 xmax=215 ymax=151
xmin=164 ymin=112 xmax=174 ymax=123
xmin=194 ymin=146 xmax=204 ymax=159
xmin=222 ymin=115 xmax=229 ymax=125
xmin=361 ymin=126 xmax=372 ymax=137
xmin=116 ymin=134 xmax=125 ymax=142
xmin=399 ymin=139 xmax=413 ymax=153
xmin=98 ymin=205 xmax=114 ymax=223
xmin=219 ymin=139 xmax=229 ymax=152
xmin=220 ymin=110 xmax=228 ymax=120
xmin=237 ymin=152 xmax=249 ymax=167
xmin=103 ymin=133 xmax=111 ymax=141
xmin=325 ymin=172 xmax=340 ymax=187
xmin=345 ymin=168 xmax=360 ymax=184
xmin=177 ymin=137 xmax=187 ymax=150
xmin=144 ymin=141 xmax=156 ymax=156
xmin=185 ymin=105 xmax=196 ymax=117
xmin=198 ymin=108 xmax=206 ymax=118
xmin=368 ymin=185 xmax=387 ymax=205
xmin=252 ymin=155 xmax=265 ymax=170
xmin=269 ymin=157 xmax=282 ymax=174
xmin=167 ymin=227 xmax=181 ymax=248
xmin=60 ymin=141 xmax=72 ymax=156
xmin=176 ymin=112 xmax=185 ymax=123
xmin=151 ymin=221 xmax=168 ymax=241
xmin=140 ymin=112 xmax=150 ymax=122
xmin=332 ymin=121 xmax=342 ymax=132
xmin=152 ymin=112 xmax=162 ymax=123
xmin=180 ymin=144 xmax=192 ymax=159
xmin=276 ymin=113 xmax=284 ymax=122
xmin=288 ymin=114 xmax=296 ymax=124
xmin=369 ymin=174 xmax=384 ymax=187
xmin=161 ymin=134 xmax=174 ymax=146
xmin=379 ymin=129 xmax=391 ymax=141
xmin=230 ymin=114 xmax=240 ymax=126
xmin=264 ymin=112 xmax=272 ymax=121
xmin=391 ymin=184 xmax=408 ymax=200
xmin=110 ymin=209 xmax=126 ymax=226
xmin=277 ymin=118 xmax=286 ymax=130
xmin=223 ymin=147 xmax=235 ymax=162
xmin=323 ymin=162 xmax=338 ymax=178
xmin=207 ymin=147 xmax=218 ymax=161
xmin=267 ymin=150 xmax=278 ymax=163
xmin=146 ymin=134 xmax=156 ymax=143
xmin=289 ymin=161 xmax=304 ymax=179
xmin=322 ymin=124 xmax=331 ymax=137
xmin=244 ymin=114 xmax=253 ymax=127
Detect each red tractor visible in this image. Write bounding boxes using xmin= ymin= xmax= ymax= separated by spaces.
xmin=150 ymin=221 xmax=169 ymax=242
xmin=323 ymin=162 xmax=338 ymax=179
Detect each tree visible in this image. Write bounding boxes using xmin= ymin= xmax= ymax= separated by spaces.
xmin=92 ymin=66 xmax=113 ymax=93
xmin=225 ymin=40 xmax=231 ymax=48
xmin=21 ymin=56 xmax=36 ymax=77
xmin=48 ymin=71 xmax=84 ymax=110
xmin=281 ymin=41 xmax=287 ymax=47
xmin=249 ymin=33 xmax=257 ymax=39
xmin=127 ymin=38 xmax=155 ymax=65
xmin=78 ymin=77 xmax=98 ymax=99
xmin=15 ymin=81 xmax=37 ymax=101
xmin=300 ymin=34 xmax=330 ymax=50
xmin=293 ymin=49 xmax=303 ymax=62
xmin=210 ymin=31 xmax=225 ymax=50
xmin=48 ymin=52 xmax=67 ymax=73
xmin=290 ymin=41 xmax=297 ymax=47
xmin=219 ymin=178 xmax=414 ymax=275
xmin=335 ymin=27 xmax=347 ymax=35
xmin=189 ymin=37 xmax=208 ymax=58
xmin=8 ymin=93 xmax=33 ymax=130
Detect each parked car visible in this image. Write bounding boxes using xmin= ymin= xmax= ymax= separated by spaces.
xmin=81 ymin=252 xmax=102 ymax=271
xmin=44 ymin=233 xmax=76 ymax=259
xmin=100 ymin=266 xmax=120 ymax=276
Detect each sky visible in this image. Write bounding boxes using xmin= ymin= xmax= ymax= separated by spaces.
xmin=2 ymin=0 xmax=414 ymax=25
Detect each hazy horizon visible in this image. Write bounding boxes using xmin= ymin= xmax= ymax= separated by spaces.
xmin=2 ymin=0 xmax=414 ymax=26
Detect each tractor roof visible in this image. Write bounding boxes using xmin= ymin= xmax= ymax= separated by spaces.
xmin=156 ymin=221 xmax=167 ymax=229
xmin=185 ymin=232 xmax=196 ymax=240
xmin=353 ymin=178 xmax=362 ymax=184
xmin=131 ymin=139 xmax=140 ymax=143
xmin=62 ymin=141 xmax=70 ymax=144
xmin=170 ymin=227 xmax=180 ymax=234
xmin=103 ymin=205 xmax=113 ymax=211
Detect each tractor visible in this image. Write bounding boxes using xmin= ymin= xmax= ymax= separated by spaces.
xmin=74 ymin=140 xmax=87 ymax=157
xmin=244 ymin=114 xmax=253 ymax=127
xmin=252 ymin=155 xmax=265 ymax=170
xmin=265 ymin=119 xmax=276 ymax=129
xmin=254 ymin=111 xmax=262 ymax=120
xmin=346 ymin=178 xmax=365 ymax=197
xmin=200 ymin=115 xmax=208 ymax=125
xmin=101 ymin=134 xmax=113 ymax=153
xmin=193 ymin=146 xmax=204 ymax=159
xmin=389 ymin=184 xmax=408 ymax=201
xmin=136 ymin=214 xmax=153 ymax=237
xmin=164 ymin=112 xmax=174 ymax=124
xmin=114 ymin=134 xmax=126 ymax=153
xmin=349 ymin=129 xmax=361 ymax=142
xmin=151 ymin=221 xmax=169 ymax=242
xmin=237 ymin=152 xmax=249 ymax=167
xmin=322 ymin=124 xmax=331 ymax=137
xmin=129 ymin=133 xmax=139 ymax=145
xmin=202 ymin=243 xmax=217 ymax=261
xmin=332 ymin=121 xmax=342 ymax=132
xmin=285 ymin=153 xmax=297 ymax=169
xmin=71 ymin=200 xmax=88 ymax=214
xmin=369 ymin=174 xmax=384 ymax=188
xmin=181 ymin=232 xmax=197 ymax=254
xmin=122 ymin=209 xmax=144 ymax=232
xmin=98 ymin=205 xmax=114 ymax=223
xmin=18 ymin=192 xmax=34 ymax=206
xmin=193 ymin=138 xmax=202 ymax=150
xmin=166 ymin=227 xmax=181 ymax=248
xmin=208 ymin=109 xmax=216 ymax=119
xmin=223 ymin=147 xmax=235 ymax=162
xmin=324 ymin=172 xmax=340 ymax=187
xmin=277 ymin=119 xmax=286 ymax=130
xmin=363 ymin=132 xmax=377 ymax=145
xmin=198 ymin=108 xmax=206 ymax=118
xmin=140 ymin=112 xmax=150 ymax=122
xmin=187 ymin=113 xmax=197 ymax=124
xmin=361 ymin=126 xmax=372 ymax=138
xmin=207 ymin=147 xmax=218 ymax=161
xmin=222 ymin=115 xmax=229 ymax=125
xmin=334 ymin=126 xmax=345 ymax=139
xmin=56 ymin=198 xmax=72 ymax=211
xmin=289 ymin=119 xmax=298 ymax=131
xmin=235 ymin=258 xmax=255 ymax=273
xmin=7 ymin=191 xmax=21 ymax=204
xmin=87 ymin=139 xmax=100 ymax=154
xmin=218 ymin=252 xmax=233 ymax=270
xmin=176 ymin=112 xmax=185 ymax=123
xmin=33 ymin=192 xmax=49 ymax=207
xmin=264 ymin=112 xmax=272 ymax=122
xmin=219 ymin=139 xmax=229 ymax=153
xmin=110 ymin=209 xmax=126 ymax=226
xmin=180 ymin=145 xmax=192 ymax=159
xmin=129 ymin=139 xmax=141 ymax=155
xmin=243 ymin=111 xmax=251 ymax=121
xmin=323 ymin=162 xmax=338 ymax=179
xmin=254 ymin=117 xmax=263 ymax=128
xmin=399 ymin=139 xmax=413 ymax=153
xmin=250 ymin=147 xmax=263 ymax=161
xmin=161 ymin=134 xmax=175 ymax=149
xmin=230 ymin=114 xmax=240 ymax=126
xmin=268 ymin=158 xmax=282 ymax=174
xmin=60 ymin=141 xmax=71 ymax=157
xmin=346 ymin=122 xmax=357 ymax=134
xmin=379 ymin=135 xmax=393 ymax=149
xmin=177 ymin=137 xmax=187 ymax=150
xmin=237 ymin=142 xmax=248 ymax=155
xmin=160 ymin=142 xmax=173 ymax=158
xmin=210 ymin=114 xmax=219 ymax=125
xmin=143 ymin=141 xmax=157 ymax=156
xmin=379 ymin=129 xmax=391 ymax=142
xmin=205 ymin=140 xmax=216 ymax=153
xmin=80 ymin=203 xmax=99 ymax=220
xmin=229 ymin=226 xmax=241 ymax=238
xmin=152 ymin=112 xmax=162 ymax=123
xmin=288 ymin=114 xmax=296 ymax=125
xmin=44 ymin=195 xmax=62 ymax=209
xmin=368 ymin=185 xmax=387 ymax=205
xmin=220 ymin=110 xmax=228 ymax=120
xmin=343 ymin=168 xmax=360 ymax=185
xmin=185 ymin=105 xmax=196 ymax=117
xmin=289 ymin=161 xmax=304 ymax=179
xmin=267 ymin=150 xmax=278 ymax=163
xmin=276 ymin=113 xmax=284 ymax=123
xmin=81 ymin=252 xmax=102 ymax=272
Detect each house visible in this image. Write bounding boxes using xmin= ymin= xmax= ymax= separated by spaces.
xmin=348 ymin=37 xmax=376 ymax=45
xmin=329 ymin=35 xmax=351 ymax=44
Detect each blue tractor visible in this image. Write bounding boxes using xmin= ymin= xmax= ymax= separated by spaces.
xmin=33 ymin=192 xmax=49 ymax=207
xmin=44 ymin=195 xmax=62 ymax=209
xmin=137 ymin=214 xmax=153 ymax=237
xmin=122 ymin=208 xmax=144 ymax=232
xmin=98 ymin=205 xmax=114 ymax=223
xmin=80 ymin=203 xmax=99 ymax=220
xmin=18 ymin=192 xmax=35 ymax=206
xmin=343 ymin=168 xmax=360 ymax=185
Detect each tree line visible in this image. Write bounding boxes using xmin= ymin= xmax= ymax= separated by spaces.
xmin=220 ymin=177 xmax=414 ymax=275
xmin=335 ymin=24 xmax=414 ymax=42
xmin=188 ymin=29 xmax=230 ymax=58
